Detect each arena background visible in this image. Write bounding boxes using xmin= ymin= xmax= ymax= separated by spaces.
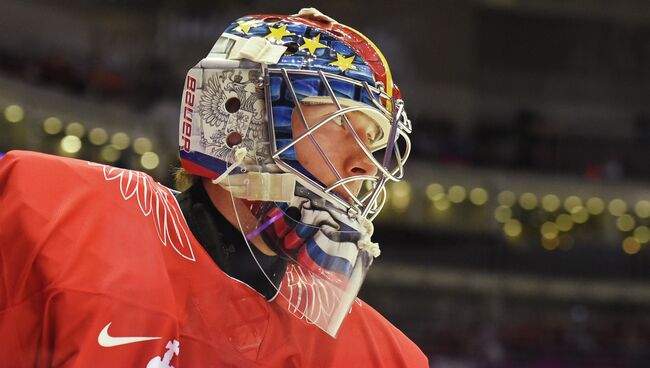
xmin=2 ymin=0 xmax=650 ymax=366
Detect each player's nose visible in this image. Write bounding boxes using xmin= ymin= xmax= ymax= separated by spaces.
xmin=346 ymin=148 xmax=377 ymax=177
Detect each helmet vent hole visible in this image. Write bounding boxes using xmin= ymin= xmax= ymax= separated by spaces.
xmin=263 ymin=17 xmax=282 ymax=23
xmin=285 ymin=206 xmax=302 ymax=222
xmin=329 ymin=29 xmax=344 ymax=38
xmin=226 ymin=131 xmax=243 ymax=148
xmin=283 ymin=42 xmax=299 ymax=55
xmin=225 ymin=97 xmax=241 ymax=113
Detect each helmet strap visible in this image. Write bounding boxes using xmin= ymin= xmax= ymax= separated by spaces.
xmin=216 ymin=171 xmax=297 ymax=203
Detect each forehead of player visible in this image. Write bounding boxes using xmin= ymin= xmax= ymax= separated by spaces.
xmin=296 ymin=103 xmax=381 ymax=147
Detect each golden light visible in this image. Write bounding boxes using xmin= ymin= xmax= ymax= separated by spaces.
xmin=497 ymin=191 xmax=516 ymax=207
xmin=622 ymin=237 xmax=641 ymax=255
xmin=390 ymin=181 xmax=412 ymax=211
xmin=616 ymin=214 xmax=636 ymax=232
xmin=60 ymin=135 xmax=82 ymax=154
xmin=133 ymin=137 xmax=153 ymax=155
xmin=43 ymin=117 xmax=63 ymax=135
xmin=503 ymin=219 xmax=522 ymax=237
xmin=541 ymin=221 xmax=559 ymax=239
xmin=634 ymin=200 xmax=650 ymax=219
xmin=542 ymin=236 xmax=560 ymax=250
xmin=469 ymin=187 xmax=489 ymax=206
xmin=555 ymin=214 xmax=574 ymax=232
xmin=541 ymin=194 xmax=561 ymax=212
xmin=586 ymin=197 xmax=605 ymax=215
xmin=140 ymin=152 xmax=160 ymax=170
xmin=425 ymin=183 xmax=445 ymax=200
xmin=448 ymin=185 xmax=466 ymax=204
xmin=100 ymin=145 xmax=121 ymax=162
xmin=494 ymin=205 xmax=512 ymax=223
xmin=608 ymin=199 xmax=627 ymax=217
xmin=88 ymin=128 xmax=109 ymax=145
xmin=111 ymin=132 xmax=131 ymax=150
xmin=633 ymin=226 xmax=650 ymax=244
xmin=65 ymin=122 xmax=85 ymax=138
xmin=432 ymin=193 xmax=451 ymax=211
xmin=570 ymin=206 xmax=589 ymax=224
xmin=4 ymin=104 xmax=24 ymax=123
xmin=519 ymin=192 xmax=538 ymax=210
xmin=563 ymin=196 xmax=582 ymax=212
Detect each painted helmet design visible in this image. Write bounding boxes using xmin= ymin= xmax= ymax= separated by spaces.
xmin=178 ymin=8 xmax=411 ymax=336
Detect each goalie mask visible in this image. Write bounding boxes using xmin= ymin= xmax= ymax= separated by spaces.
xmin=178 ymin=9 xmax=411 ymax=337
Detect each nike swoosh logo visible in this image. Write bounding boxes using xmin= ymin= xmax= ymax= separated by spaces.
xmin=97 ymin=322 xmax=161 ymax=347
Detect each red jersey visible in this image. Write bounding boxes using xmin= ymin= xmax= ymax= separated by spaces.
xmin=0 ymin=151 xmax=427 ymax=367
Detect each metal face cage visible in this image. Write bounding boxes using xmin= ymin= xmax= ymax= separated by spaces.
xmin=262 ymin=66 xmax=412 ymax=220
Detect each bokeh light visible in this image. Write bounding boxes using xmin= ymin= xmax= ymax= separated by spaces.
xmin=494 ymin=205 xmax=512 ymax=223
xmin=570 ymin=206 xmax=589 ymax=224
xmin=519 ymin=192 xmax=538 ymax=210
xmin=390 ymin=181 xmax=412 ymax=211
xmin=542 ymin=236 xmax=560 ymax=250
xmin=541 ymin=222 xmax=559 ymax=239
xmin=425 ymin=183 xmax=444 ymax=200
xmin=497 ymin=191 xmax=516 ymax=207
xmin=622 ymin=237 xmax=641 ymax=255
xmin=448 ymin=185 xmax=466 ymax=204
xmin=140 ymin=151 xmax=160 ymax=170
xmin=563 ymin=196 xmax=582 ymax=212
xmin=4 ymin=104 xmax=24 ymax=123
xmin=100 ymin=145 xmax=121 ymax=162
xmin=133 ymin=137 xmax=153 ymax=155
xmin=608 ymin=199 xmax=627 ymax=217
xmin=469 ymin=187 xmax=488 ymax=206
xmin=541 ymin=194 xmax=561 ymax=212
xmin=89 ymin=128 xmax=109 ymax=145
xmin=555 ymin=214 xmax=574 ymax=232
xmin=586 ymin=197 xmax=605 ymax=215
xmin=43 ymin=117 xmax=63 ymax=135
xmin=616 ymin=214 xmax=636 ymax=232
xmin=60 ymin=135 xmax=82 ymax=154
xmin=503 ymin=219 xmax=522 ymax=237
xmin=634 ymin=200 xmax=650 ymax=218
xmin=633 ymin=226 xmax=650 ymax=244
xmin=432 ymin=193 xmax=451 ymax=211
xmin=65 ymin=122 xmax=85 ymax=138
xmin=111 ymin=132 xmax=131 ymax=150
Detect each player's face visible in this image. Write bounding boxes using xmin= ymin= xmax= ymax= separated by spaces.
xmin=291 ymin=103 xmax=379 ymax=201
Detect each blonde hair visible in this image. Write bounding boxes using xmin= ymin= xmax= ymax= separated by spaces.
xmin=173 ymin=167 xmax=198 ymax=191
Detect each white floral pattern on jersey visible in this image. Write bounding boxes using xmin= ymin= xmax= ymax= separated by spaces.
xmin=147 ymin=340 xmax=180 ymax=368
xmin=89 ymin=163 xmax=196 ymax=262
xmin=283 ymin=265 xmax=362 ymax=326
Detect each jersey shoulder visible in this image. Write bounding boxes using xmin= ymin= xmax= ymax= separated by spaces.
xmin=1 ymin=150 xmax=117 ymax=186
xmin=344 ymin=299 xmax=429 ymax=367
xmin=0 ymin=150 xmax=192 ymax=298
xmin=1 ymin=149 xmax=86 ymax=170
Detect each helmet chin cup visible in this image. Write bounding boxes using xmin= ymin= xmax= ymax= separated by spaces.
xmin=218 ymin=172 xmax=296 ymax=202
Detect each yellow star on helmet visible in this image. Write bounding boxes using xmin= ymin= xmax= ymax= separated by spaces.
xmin=329 ymin=53 xmax=358 ymax=72
xmin=299 ymin=33 xmax=327 ymax=56
xmin=265 ymin=24 xmax=294 ymax=42
xmin=233 ymin=19 xmax=259 ymax=34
